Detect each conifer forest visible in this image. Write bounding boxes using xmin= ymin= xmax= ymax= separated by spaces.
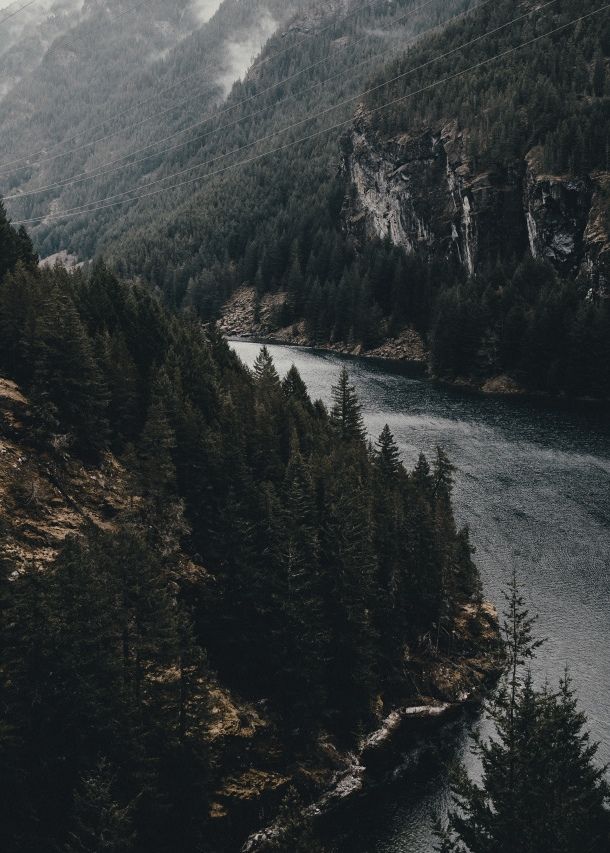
xmin=0 ymin=2 xmax=609 ymax=852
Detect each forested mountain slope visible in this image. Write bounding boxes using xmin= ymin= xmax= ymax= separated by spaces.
xmin=0 ymin=0 xmax=323 ymax=253
xmin=0 ymin=204 xmax=498 ymax=852
xmin=108 ymin=0 xmax=609 ymax=399
xmin=2 ymin=0 xmax=609 ymax=398
xmin=1 ymin=0 xmax=469 ymax=255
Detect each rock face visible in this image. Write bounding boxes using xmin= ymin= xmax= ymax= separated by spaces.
xmin=344 ymin=114 xmax=610 ymax=285
xmin=219 ymin=286 xmax=428 ymax=362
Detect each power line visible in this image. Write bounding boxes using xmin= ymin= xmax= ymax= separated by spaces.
xmin=13 ymin=2 xmax=608 ymax=226
xmin=0 ymin=0 xmax=174 ymax=168
xmin=0 ymin=0 xmax=410 ymax=173
xmin=6 ymin=0 xmax=484 ymax=200
xmin=0 ymin=0 xmax=37 ymax=26
xmin=0 ymin=0 xmax=457 ymax=177
xmin=12 ymin=0 xmax=560 ymax=218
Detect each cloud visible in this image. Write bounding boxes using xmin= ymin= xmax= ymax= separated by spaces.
xmin=216 ymin=9 xmax=278 ymax=95
xmin=191 ymin=0 xmax=223 ymax=25
xmin=0 ymin=1 xmax=85 ymax=97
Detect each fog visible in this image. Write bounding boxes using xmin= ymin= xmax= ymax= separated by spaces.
xmin=217 ymin=8 xmax=278 ymax=94
xmin=0 ymin=1 xmax=85 ymax=97
xmin=0 ymin=0 xmax=85 ymax=54
xmin=191 ymin=0 xmax=224 ymax=25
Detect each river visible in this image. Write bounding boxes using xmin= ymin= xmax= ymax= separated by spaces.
xmin=230 ymin=339 xmax=610 ymax=853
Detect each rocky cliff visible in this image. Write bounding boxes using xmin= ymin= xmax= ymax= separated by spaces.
xmin=344 ymin=112 xmax=610 ymax=286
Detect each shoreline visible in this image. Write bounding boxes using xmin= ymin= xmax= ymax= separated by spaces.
xmin=227 ymin=334 xmax=610 ymax=411
xmin=239 ymin=601 xmax=503 ymax=852
xmin=242 ymin=669 xmax=501 ymax=853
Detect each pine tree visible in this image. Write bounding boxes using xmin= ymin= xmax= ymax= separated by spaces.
xmin=65 ymin=759 xmax=135 ymax=853
xmin=253 ymin=345 xmax=280 ymax=391
xmin=277 ymin=451 xmax=328 ymax=721
xmin=31 ymin=285 xmax=109 ymax=457
xmin=439 ymin=576 xmax=610 ymax=853
xmin=282 ymin=364 xmax=311 ymax=406
xmin=432 ymin=446 xmax=456 ymax=503
xmin=375 ymin=424 xmax=401 ymax=477
xmin=136 ymin=377 xmax=187 ymax=552
xmin=329 ymin=367 xmax=365 ymax=443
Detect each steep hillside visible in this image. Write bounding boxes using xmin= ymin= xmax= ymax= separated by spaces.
xmin=345 ymin=0 xmax=610 ymax=283
xmin=152 ymin=0 xmax=608 ymax=399
xmin=1 ymin=0 xmax=465 ymax=256
xmin=0 ymin=208 xmax=500 ymax=853
xmin=344 ymin=117 xmax=609 ymax=283
xmin=0 ymin=0 xmax=316 ymax=254
xmin=0 ymin=372 xmax=501 ymax=853
xmin=2 ymin=0 xmax=608 ymax=399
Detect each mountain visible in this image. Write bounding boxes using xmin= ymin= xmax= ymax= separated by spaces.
xmin=0 ymin=0 xmax=318 ymax=247
xmin=1 ymin=0 xmax=609 ymax=399
xmin=1 ymin=0 xmax=469 ymax=253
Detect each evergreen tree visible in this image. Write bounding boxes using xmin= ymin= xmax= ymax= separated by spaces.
xmin=253 ymin=345 xmax=281 ymax=391
xmin=330 ymin=367 xmax=365 ymax=443
xmin=282 ymin=364 xmax=311 ymax=407
xmin=277 ymin=451 xmax=328 ymax=722
xmin=439 ymin=577 xmax=610 ymax=853
xmin=65 ymin=759 xmax=135 ymax=853
xmin=375 ymin=424 xmax=401 ymax=478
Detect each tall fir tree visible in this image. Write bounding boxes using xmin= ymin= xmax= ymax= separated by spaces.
xmin=439 ymin=576 xmax=610 ymax=853
xmin=330 ymin=367 xmax=365 ymax=443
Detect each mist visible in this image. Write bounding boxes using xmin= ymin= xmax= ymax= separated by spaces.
xmin=0 ymin=1 xmax=86 ymax=98
xmin=217 ymin=8 xmax=277 ymax=94
xmin=191 ymin=0 xmax=224 ymax=25
xmin=0 ymin=0 xmax=85 ymax=56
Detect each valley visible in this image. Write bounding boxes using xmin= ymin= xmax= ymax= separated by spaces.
xmin=1 ymin=1 xmax=609 ymax=851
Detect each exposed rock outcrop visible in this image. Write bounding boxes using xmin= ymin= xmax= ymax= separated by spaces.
xmin=344 ymin=113 xmax=610 ymax=285
xmin=219 ymin=286 xmax=427 ymax=363
xmin=0 ymin=378 xmax=130 ymax=569
xmin=242 ymin=600 xmax=502 ymax=852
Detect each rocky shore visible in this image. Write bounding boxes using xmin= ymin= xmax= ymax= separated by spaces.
xmin=240 ymin=601 xmax=503 ymax=853
xmin=217 ymin=286 xmax=428 ymax=364
xmin=218 ymin=287 xmax=534 ymax=397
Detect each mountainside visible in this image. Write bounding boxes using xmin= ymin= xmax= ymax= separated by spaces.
xmin=0 ymin=206 xmax=501 ymax=853
xmin=1 ymin=0 xmax=468 ymax=255
xmin=344 ymin=116 xmax=609 ymax=283
xmin=344 ymin=0 xmax=610 ymax=283
xmin=1 ymin=0 xmax=609 ymax=400
xmin=0 ymin=0 xmax=320 ymax=253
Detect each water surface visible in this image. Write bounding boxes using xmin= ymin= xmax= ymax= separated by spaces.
xmin=231 ymin=340 xmax=610 ymax=852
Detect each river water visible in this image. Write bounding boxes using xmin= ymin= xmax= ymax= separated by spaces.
xmin=230 ymin=340 xmax=610 ymax=853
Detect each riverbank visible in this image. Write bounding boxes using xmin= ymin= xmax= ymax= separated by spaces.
xmin=231 ymin=337 xmax=610 ymax=853
xmin=218 ymin=288 xmax=529 ymax=401
xmin=240 ymin=602 xmax=502 ymax=852
xmin=220 ymin=288 xmax=610 ymax=405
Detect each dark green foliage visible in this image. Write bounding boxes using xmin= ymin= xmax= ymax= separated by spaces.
xmin=4 ymin=0 xmax=608 ymax=398
xmin=330 ymin=366 xmax=366 ymax=442
xmin=65 ymin=0 xmax=606 ymax=400
xmin=375 ymin=424 xmax=402 ymax=477
xmin=429 ymin=260 xmax=610 ymax=397
xmin=0 ymin=527 xmax=212 ymax=853
xmin=0 ymin=202 xmax=37 ymax=281
xmin=0 ymin=258 xmax=479 ymax=851
xmin=439 ymin=577 xmax=610 ymax=853
xmin=368 ymin=0 xmax=609 ymax=175
xmin=64 ymin=759 xmax=135 ymax=853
